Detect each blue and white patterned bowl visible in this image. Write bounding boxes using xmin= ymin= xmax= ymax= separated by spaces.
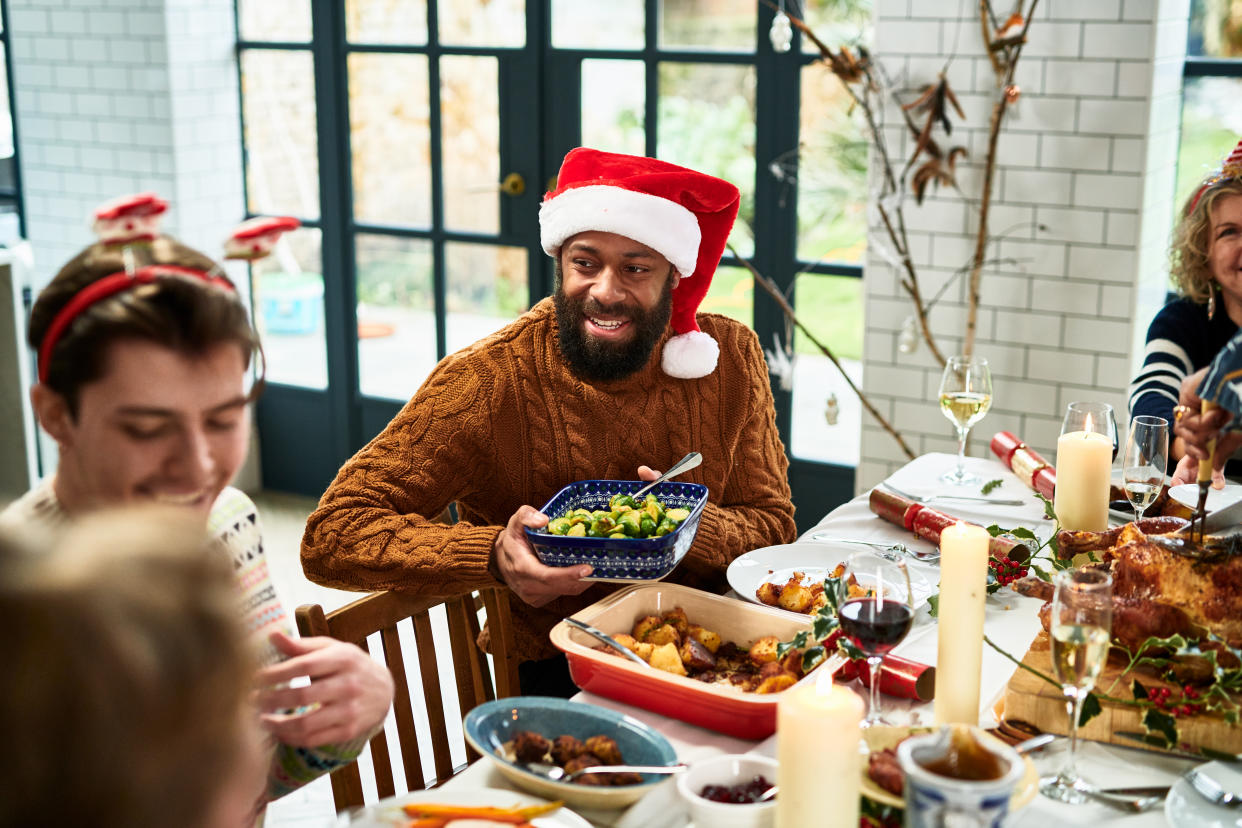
xmin=524 ymin=479 xmax=709 ymax=582
xmin=463 ymin=696 xmax=679 ymax=810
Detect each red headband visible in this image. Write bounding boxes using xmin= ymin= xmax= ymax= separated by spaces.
xmin=37 ymin=264 xmax=236 ymax=384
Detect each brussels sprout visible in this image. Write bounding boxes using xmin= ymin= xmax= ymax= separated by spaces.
xmin=546 ymin=517 xmax=572 ymax=535
xmin=566 ymin=522 xmax=587 ymax=537
xmin=609 ymin=493 xmax=637 ymax=511
xmin=568 ymin=509 xmax=593 ymax=525
xmin=644 ymin=499 xmax=663 ymax=522
xmin=654 ymin=518 xmax=677 ymax=537
xmin=591 ymin=510 xmax=610 ymax=520
xmin=608 ymin=531 xmax=627 ymax=539
xmin=665 ymin=507 xmax=691 ymax=524
xmin=639 ymin=515 xmax=657 ymax=536
xmin=617 ymin=510 xmax=643 ymax=537
xmin=589 ymin=515 xmax=616 ymax=537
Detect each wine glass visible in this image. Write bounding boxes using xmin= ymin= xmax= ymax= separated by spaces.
xmin=1039 ymin=567 xmax=1113 ymax=804
xmin=837 ymin=550 xmax=914 ymax=728
xmin=937 ymin=356 xmax=993 ymax=485
xmin=1122 ymin=415 xmax=1169 ymax=523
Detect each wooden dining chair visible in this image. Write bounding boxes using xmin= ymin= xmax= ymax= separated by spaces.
xmin=294 ymin=586 xmax=520 ymax=812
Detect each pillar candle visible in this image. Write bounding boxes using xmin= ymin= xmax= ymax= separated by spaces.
xmin=1053 ymin=430 xmax=1112 ymax=531
xmin=934 ymin=521 xmax=990 ymax=726
xmin=776 ymin=675 xmax=864 ymax=828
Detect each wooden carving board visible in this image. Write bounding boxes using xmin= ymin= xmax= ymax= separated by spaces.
xmin=1000 ymin=631 xmax=1242 ymax=754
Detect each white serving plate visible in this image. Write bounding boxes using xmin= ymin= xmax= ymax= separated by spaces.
xmin=334 ymin=787 xmax=592 ymax=827
xmin=1165 ymin=762 xmax=1242 ymax=828
xmin=726 ymin=542 xmax=934 ymax=617
xmin=1168 ymin=482 xmax=1242 ymax=514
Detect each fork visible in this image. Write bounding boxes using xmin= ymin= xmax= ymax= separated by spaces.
xmin=807 ymin=534 xmax=941 ymax=563
xmin=1185 ymin=766 xmax=1241 ymax=807
xmin=880 ymin=482 xmax=1025 ymax=507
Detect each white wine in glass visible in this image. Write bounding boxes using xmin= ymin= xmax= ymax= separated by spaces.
xmin=1040 ymin=568 xmax=1113 ymax=805
xmin=1122 ymin=415 xmax=1169 ymax=523
xmin=937 ymin=356 xmax=993 ymax=485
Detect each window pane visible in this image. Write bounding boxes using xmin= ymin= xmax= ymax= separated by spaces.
xmin=700 ymin=264 xmax=752 ymax=328
xmin=796 ymin=64 xmax=867 ymax=264
xmin=657 ymin=62 xmax=756 ymax=257
xmin=581 ymin=60 xmax=645 ymax=156
xmin=355 ymin=234 xmax=436 ymax=401
xmin=791 ymin=273 xmax=862 ymax=465
xmin=346 ymin=0 xmax=428 ymax=44
xmin=1175 ymin=76 xmax=1242 ymax=211
xmin=238 ymin=0 xmax=311 ymax=42
xmin=241 ymin=50 xmax=320 ymax=219
xmin=348 ymin=53 xmax=431 ymax=227
xmin=1188 ymin=0 xmax=1242 ymax=57
xmin=252 ymin=227 xmax=327 ymax=389
xmin=438 ymin=0 xmax=525 ymax=47
xmin=801 ymin=0 xmax=872 ymax=54
xmin=659 ymin=0 xmax=755 ymax=51
xmin=445 ymin=243 xmax=528 ymax=355
xmin=552 ymin=0 xmax=643 ymax=49
xmin=441 ymin=56 xmax=499 ymax=234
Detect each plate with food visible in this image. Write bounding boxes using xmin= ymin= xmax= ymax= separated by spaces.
xmin=335 ymin=787 xmax=592 ymax=827
xmin=726 ymin=542 xmax=934 ymax=617
xmin=462 ymin=696 xmax=678 ymax=811
xmin=861 ymin=726 xmax=1038 ymax=810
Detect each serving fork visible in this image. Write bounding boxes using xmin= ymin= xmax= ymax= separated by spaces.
xmin=1185 ymin=765 xmax=1241 ymax=807
xmin=879 ymin=482 xmax=1025 ymax=507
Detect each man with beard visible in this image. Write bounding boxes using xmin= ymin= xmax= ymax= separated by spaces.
xmin=302 ymin=148 xmax=796 ymax=695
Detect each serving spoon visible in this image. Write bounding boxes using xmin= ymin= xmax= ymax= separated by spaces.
xmin=521 ymin=760 xmax=688 ymax=783
xmin=632 ymin=451 xmax=702 ymax=500
xmin=564 ymin=617 xmax=648 ymax=666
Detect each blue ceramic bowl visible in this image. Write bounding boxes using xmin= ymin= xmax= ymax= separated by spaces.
xmin=524 ymin=479 xmax=709 ymax=582
xmin=463 ymin=696 xmax=679 ymax=809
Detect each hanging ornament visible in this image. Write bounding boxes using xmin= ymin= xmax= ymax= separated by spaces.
xmin=824 ymin=393 xmax=840 ymax=426
xmin=769 ymin=8 xmax=793 ymax=53
xmin=898 ymin=315 xmax=920 ymax=354
xmin=764 ymin=332 xmax=795 ymax=392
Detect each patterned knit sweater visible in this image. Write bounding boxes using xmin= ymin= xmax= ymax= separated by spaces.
xmin=0 ymin=483 xmax=371 ymax=814
xmin=301 ymin=297 xmax=797 ymax=662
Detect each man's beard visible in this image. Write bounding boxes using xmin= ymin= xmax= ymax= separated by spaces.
xmin=553 ymin=264 xmax=674 ymax=382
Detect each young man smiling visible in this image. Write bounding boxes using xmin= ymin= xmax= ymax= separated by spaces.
xmin=303 ymin=148 xmax=796 ymax=696
xmin=2 ymin=225 xmax=393 ymax=822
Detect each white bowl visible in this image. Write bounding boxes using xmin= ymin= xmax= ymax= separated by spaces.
xmin=676 ymin=754 xmax=778 ymax=828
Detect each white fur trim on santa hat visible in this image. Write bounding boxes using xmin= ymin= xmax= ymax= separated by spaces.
xmin=661 ymin=330 xmax=719 ymax=379
xmin=540 ymin=185 xmax=700 ymax=276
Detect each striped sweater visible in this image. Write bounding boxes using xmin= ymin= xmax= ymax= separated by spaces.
xmin=1129 ymin=297 xmax=1238 ymax=428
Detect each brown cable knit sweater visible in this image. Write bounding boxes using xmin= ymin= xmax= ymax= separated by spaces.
xmin=301 ymin=297 xmax=796 ymax=662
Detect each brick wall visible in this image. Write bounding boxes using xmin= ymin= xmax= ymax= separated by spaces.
xmin=857 ymin=0 xmax=1188 ymax=488
xmin=8 ymin=0 xmax=245 ymax=291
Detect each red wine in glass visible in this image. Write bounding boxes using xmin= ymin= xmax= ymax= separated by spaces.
xmin=839 ymin=596 xmax=914 ymax=655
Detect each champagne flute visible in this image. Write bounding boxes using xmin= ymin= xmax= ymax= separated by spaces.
xmin=1039 ymin=567 xmax=1113 ymax=804
xmin=837 ymin=550 xmax=914 ymax=728
xmin=937 ymin=355 xmax=993 ymax=485
xmin=1122 ymin=415 xmax=1169 ymax=523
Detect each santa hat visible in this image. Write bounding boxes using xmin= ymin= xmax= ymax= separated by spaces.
xmin=1189 ymin=136 xmax=1242 ymax=214
xmin=539 ymin=147 xmax=740 ymax=379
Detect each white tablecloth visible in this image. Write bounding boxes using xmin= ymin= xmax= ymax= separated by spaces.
xmin=440 ymin=452 xmax=1200 ymax=826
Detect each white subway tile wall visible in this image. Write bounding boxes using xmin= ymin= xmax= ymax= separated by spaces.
xmin=10 ymin=0 xmax=245 ymax=291
xmin=859 ymin=0 xmax=1189 ymax=488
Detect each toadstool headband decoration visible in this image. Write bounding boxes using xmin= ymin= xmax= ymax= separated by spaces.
xmin=1189 ymin=137 xmax=1242 ymax=215
xmin=37 ymin=193 xmax=298 ymax=383
xmin=539 ymin=147 xmax=740 ymax=379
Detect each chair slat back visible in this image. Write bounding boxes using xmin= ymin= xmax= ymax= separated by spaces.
xmin=292 ymin=586 xmax=518 ymax=813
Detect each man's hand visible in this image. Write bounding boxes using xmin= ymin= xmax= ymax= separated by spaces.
xmin=1170 ymin=367 xmax=1238 ymax=487
xmin=492 ymin=505 xmax=593 ymax=607
xmin=636 ymin=466 xmax=661 ymax=482
xmin=254 ymin=632 xmax=394 ymax=748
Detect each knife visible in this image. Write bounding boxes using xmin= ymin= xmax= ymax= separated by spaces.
xmin=1194 ymin=400 xmax=1219 ymax=540
xmin=1114 ymin=730 xmax=1242 ymax=763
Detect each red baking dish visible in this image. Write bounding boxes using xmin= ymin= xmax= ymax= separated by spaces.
xmin=549 ymin=582 xmax=838 ymax=740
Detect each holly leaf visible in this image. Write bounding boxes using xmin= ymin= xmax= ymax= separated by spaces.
xmin=1031 ymin=564 xmax=1052 ymax=582
xmin=1036 ymin=492 xmax=1056 ymax=521
xmin=801 ymin=646 xmax=825 ymax=672
xmin=927 ymin=593 xmax=940 ymax=618
xmin=812 ymin=612 xmax=838 ymax=640
xmin=838 ymin=637 xmax=866 ymax=661
xmin=981 ymin=478 xmax=1003 ymax=495
xmin=1131 ymin=678 xmax=1148 ymax=702
xmin=1007 ymin=527 xmax=1039 ymax=541
xmin=777 ymin=630 xmax=809 ymax=657
xmin=985 ymin=523 xmax=1005 ymax=537
xmin=1079 ymin=692 xmax=1102 ymax=727
xmin=1142 ymin=709 xmax=1179 ymax=747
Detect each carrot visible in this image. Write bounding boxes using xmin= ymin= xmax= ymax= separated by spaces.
xmin=406 ymin=819 xmax=448 ymax=828
xmin=400 ymin=801 xmax=564 ymax=824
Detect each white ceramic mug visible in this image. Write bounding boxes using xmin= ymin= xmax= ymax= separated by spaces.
xmin=896 ymin=728 xmax=1024 ymax=828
